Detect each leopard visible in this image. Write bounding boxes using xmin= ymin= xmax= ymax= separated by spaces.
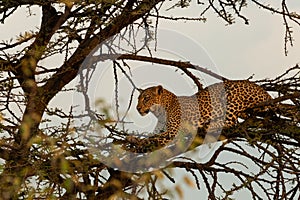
xmin=121 ymin=80 xmax=272 ymax=153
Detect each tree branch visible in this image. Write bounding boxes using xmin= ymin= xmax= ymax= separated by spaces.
xmin=42 ymin=0 xmax=164 ymax=104
xmin=89 ymin=53 xmax=227 ymax=85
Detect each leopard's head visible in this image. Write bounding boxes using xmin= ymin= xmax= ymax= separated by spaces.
xmin=136 ymin=85 xmax=164 ymax=116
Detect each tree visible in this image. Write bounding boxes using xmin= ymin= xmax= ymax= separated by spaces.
xmin=0 ymin=0 xmax=299 ymax=199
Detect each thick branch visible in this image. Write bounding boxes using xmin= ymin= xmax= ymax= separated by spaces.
xmin=42 ymin=0 xmax=164 ymax=104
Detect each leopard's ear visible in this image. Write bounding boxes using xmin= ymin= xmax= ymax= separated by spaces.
xmin=156 ymin=85 xmax=163 ymax=95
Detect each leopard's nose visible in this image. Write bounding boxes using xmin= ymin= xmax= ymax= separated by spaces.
xmin=136 ymin=105 xmax=149 ymax=116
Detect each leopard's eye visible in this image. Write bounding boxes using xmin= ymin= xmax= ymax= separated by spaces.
xmin=143 ymin=95 xmax=150 ymax=103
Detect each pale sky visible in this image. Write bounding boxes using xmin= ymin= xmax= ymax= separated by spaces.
xmin=1 ymin=2 xmax=300 ymax=200
xmin=159 ymin=2 xmax=300 ymax=80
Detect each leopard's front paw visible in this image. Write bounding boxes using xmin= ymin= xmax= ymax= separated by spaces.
xmin=125 ymin=135 xmax=141 ymax=143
